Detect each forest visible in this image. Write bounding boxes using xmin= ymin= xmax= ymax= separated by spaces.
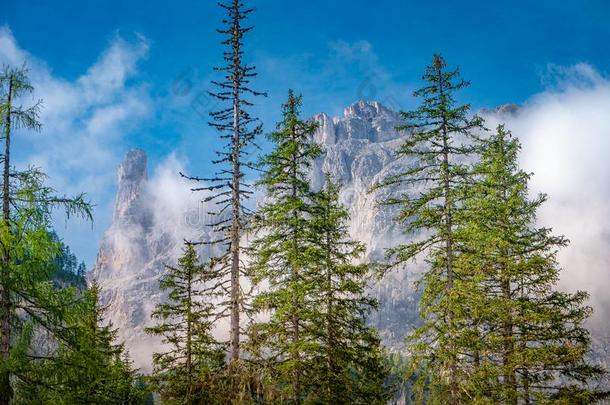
xmin=0 ymin=1 xmax=608 ymax=404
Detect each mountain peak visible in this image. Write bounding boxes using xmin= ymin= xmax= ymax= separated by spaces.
xmin=313 ymin=100 xmax=403 ymax=145
xmin=113 ymin=149 xmax=149 ymax=225
xmin=480 ymin=103 xmax=521 ymax=117
xmin=343 ymin=100 xmax=393 ymax=119
xmin=118 ymin=148 xmax=147 ymax=184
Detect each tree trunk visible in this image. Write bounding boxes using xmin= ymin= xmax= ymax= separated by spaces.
xmin=229 ymin=16 xmax=241 ymax=367
xmin=502 ymin=275 xmax=517 ymax=405
xmin=289 ymin=120 xmax=301 ymax=404
xmin=186 ymin=265 xmax=193 ymax=402
xmin=520 ymin=280 xmax=530 ymax=405
xmin=438 ymin=67 xmax=458 ymax=405
xmin=324 ymin=206 xmax=335 ymax=402
xmin=0 ymin=74 xmax=13 ymax=404
xmin=499 ymin=140 xmax=517 ymax=405
xmin=229 ymin=114 xmax=241 ymax=367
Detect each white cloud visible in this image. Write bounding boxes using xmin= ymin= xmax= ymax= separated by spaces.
xmin=0 ymin=26 xmax=151 ymax=266
xmin=484 ymin=63 xmax=610 ymax=332
xmin=0 ymin=27 xmax=27 ymax=66
xmin=146 ymin=153 xmax=206 ymax=244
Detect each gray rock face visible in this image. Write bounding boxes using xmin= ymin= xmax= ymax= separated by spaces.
xmin=93 ymin=101 xmax=421 ymax=370
xmin=312 ymin=101 xmax=403 ymax=146
xmin=91 ymin=149 xmax=172 ymax=369
xmin=113 ymin=149 xmax=149 ymax=226
xmin=311 ymin=102 xmax=421 ymax=347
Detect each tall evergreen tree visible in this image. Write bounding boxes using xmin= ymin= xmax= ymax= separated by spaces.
xmin=374 ymin=54 xmax=485 ymax=404
xmin=0 ymin=64 xmax=92 ymax=402
xmin=146 ymin=243 xmax=226 ymax=404
xmin=457 ymin=125 xmax=607 ymax=404
xmin=17 ymin=282 xmax=147 ymax=404
xmin=247 ymin=90 xmax=320 ymax=403
xmin=179 ymin=2 xmax=266 ymax=391
xmin=308 ymin=176 xmax=391 ymax=404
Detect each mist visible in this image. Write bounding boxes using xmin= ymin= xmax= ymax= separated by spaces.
xmin=484 ymin=63 xmax=610 ymax=334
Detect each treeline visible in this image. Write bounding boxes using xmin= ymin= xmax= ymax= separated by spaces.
xmin=144 ymin=2 xmax=607 ymax=405
xmin=0 ymin=66 xmax=152 ymax=403
xmin=50 ymin=231 xmax=88 ymax=288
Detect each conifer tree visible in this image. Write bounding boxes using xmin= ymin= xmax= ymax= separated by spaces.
xmin=179 ymin=2 xmax=266 ymax=389
xmin=247 ymin=90 xmax=320 ymax=403
xmin=0 ymin=65 xmax=92 ymax=402
xmin=308 ymin=176 xmax=391 ymax=404
xmin=17 ymin=282 xmax=146 ymax=404
xmin=374 ymin=54 xmax=485 ymax=404
xmin=146 ymin=243 xmax=226 ymax=404
xmin=457 ymin=125 xmax=607 ymax=404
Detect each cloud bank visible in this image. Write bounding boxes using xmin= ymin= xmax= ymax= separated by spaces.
xmin=484 ymin=63 xmax=610 ymax=332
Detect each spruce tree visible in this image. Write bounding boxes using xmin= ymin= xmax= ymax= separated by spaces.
xmin=0 ymin=65 xmax=92 ymax=402
xmin=247 ymin=90 xmax=320 ymax=403
xmin=179 ymin=2 xmax=266 ymax=391
xmin=457 ymin=125 xmax=608 ymax=404
xmin=308 ymin=176 xmax=391 ymax=404
xmin=146 ymin=243 xmax=226 ymax=404
xmin=374 ymin=54 xmax=485 ymax=404
xmin=17 ymin=282 xmax=146 ymax=404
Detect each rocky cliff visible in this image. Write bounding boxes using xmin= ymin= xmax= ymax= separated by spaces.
xmin=92 ymin=101 xmax=423 ymax=370
xmin=91 ymin=149 xmax=173 ymax=368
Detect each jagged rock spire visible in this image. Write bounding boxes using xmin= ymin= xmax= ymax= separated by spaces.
xmin=113 ymin=149 xmax=148 ymax=225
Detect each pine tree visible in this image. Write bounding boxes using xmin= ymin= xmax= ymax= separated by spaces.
xmin=179 ymin=2 xmax=266 ymax=392
xmin=146 ymin=243 xmax=226 ymax=404
xmin=456 ymin=125 xmax=608 ymax=404
xmin=374 ymin=54 xmax=485 ymax=404
xmin=0 ymin=64 xmax=92 ymax=402
xmin=247 ymin=90 xmax=320 ymax=403
xmin=17 ymin=282 xmax=146 ymax=404
xmin=307 ymin=176 xmax=391 ymax=404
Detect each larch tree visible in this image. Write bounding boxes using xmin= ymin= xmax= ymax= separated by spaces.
xmin=247 ymin=90 xmax=320 ymax=403
xmin=146 ymin=243 xmax=226 ymax=404
xmin=373 ymin=54 xmax=485 ymax=404
xmin=457 ymin=125 xmax=608 ymax=404
xmin=179 ymin=1 xmax=266 ymax=389
xmin=308 ymin=176 xmax=391 ymax=404
xmin=0 ymin=65 xmax=92 ymax=402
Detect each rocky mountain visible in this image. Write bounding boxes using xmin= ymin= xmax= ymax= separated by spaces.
xmin=91 ymin=149 xmax=175 ymax=368
xmin=92 ymin=101 xmax=423 ymax=370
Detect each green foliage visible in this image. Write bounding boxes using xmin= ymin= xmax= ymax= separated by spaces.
xmin=375 ymin=54 xmax=485 ymax=404
xmin=247 ymin=90 xmax=321 ymax=403
xmin=306 ymin=177 xmax=391 ymax=404
xmin=0 ymin=64 xmax=144 ymax=403
xmin=146 ymin=243 xmax=227 ymax=404
xmin=0 ymin=160 xmax=92 ymax=400
xmin=454 ymin=125 xmax=608 ymax=403
xmin=0 ymin=64 xmax=42 ymax=133
xmin=16 ymin=283 xmax=148 ymax=404
xmin=249 ymin=92 xmax=389 ymax=404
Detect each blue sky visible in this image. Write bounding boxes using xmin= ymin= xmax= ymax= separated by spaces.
xmin=2 ymin=0 xmax=610 ymax=267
